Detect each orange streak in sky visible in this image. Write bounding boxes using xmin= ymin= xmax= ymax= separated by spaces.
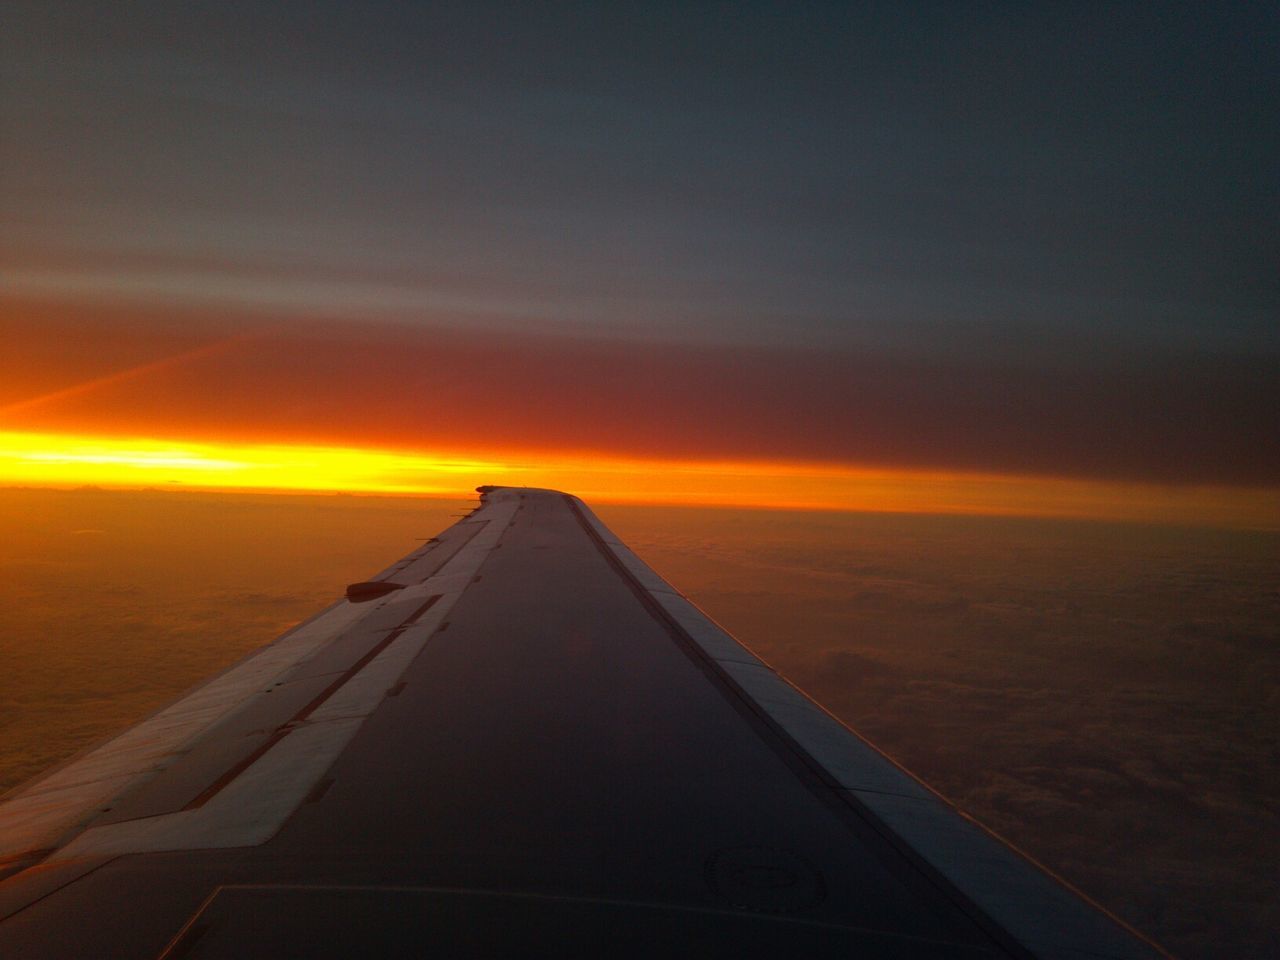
xmin=0 ymin=332 xmax=262 ymax=418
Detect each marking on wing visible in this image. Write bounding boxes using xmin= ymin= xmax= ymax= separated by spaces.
xmin=179 ymin=594 xmax=442 ymax=811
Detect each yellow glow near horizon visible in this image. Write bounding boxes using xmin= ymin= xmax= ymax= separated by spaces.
xmin=0 ymin=432 xmax=497 ymax=496
xmin=0 ymin=429 xmax=1275 ymax=530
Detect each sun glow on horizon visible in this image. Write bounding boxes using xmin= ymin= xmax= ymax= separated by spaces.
xmin=0 ymin=429 xmax=1274 ymax=530
xmin=0 ymin=431 xmax=496 ymax=496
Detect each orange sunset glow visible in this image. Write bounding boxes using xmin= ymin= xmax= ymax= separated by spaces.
xmin=1 ymin=428 xmax=1274 ymax=529
xmin=3 ymin=293 xmax=1278 ymax=531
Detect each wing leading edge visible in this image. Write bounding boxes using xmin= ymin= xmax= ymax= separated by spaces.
xmin=0 ymin=487 xmax=1167 ymax=958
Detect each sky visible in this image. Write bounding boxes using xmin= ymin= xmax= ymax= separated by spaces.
xmin=2 ymin=2 xmax=1277 ymax=521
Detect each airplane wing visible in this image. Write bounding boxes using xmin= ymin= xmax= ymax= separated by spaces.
xmin=0 ymin=487 xmax=1167 ymax=958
